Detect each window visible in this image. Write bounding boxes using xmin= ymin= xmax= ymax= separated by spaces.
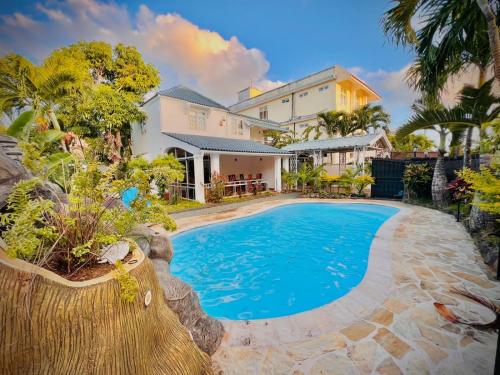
xmin=299 ymin=123 xmax=308 ymax=129
xmin=341 ymin=88 xmax=348 ymax=106
xmin=188 ymin=110 xmax=206 ymax=130
xmin=339 ymin=152 xmax=346 ymax=165
xmin=299 ymin=91 xmax=308 ymax=98
xmin=230 ymin=118 xmax=244 ymax=135
xmin=282 ymin=98 xmax=290 ymax=103
xmin=319 ymin=85 xmax=329 ymax=92
xmin=259 ymin=106 xmax=268 ymax=120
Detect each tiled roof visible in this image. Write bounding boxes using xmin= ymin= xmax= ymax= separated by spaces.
xmin=159 ymin=86 xmax=228 ymax=110
xmin=164 ymin=133 xmax=291 ymax=155
xmin=282 ymin=133 xmax=383 ymax=152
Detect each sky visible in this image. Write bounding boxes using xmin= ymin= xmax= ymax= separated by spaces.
xmin=0 ymin=0 xmax=485 ymax=132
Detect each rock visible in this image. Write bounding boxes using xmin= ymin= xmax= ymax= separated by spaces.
xmin=0 ymin=136 xmax=31 ymax=209
xmin=310 ymin=353 xmax=357 ymax=375
xmin=373 ymin=328 xmax=412 ymax=359
xmin=367 ymin=308 xmax=394 ymax=326
xmin=375 ymin=357 xmax=402 ymax=375
xmin=416 ymin=340 xmax=448 ymax=364
xmin=340 ymin=321 xmax=376 ymax=342
xmin=285 ymin=333 xmax=346 ymax=361
xmin=150 ymin=231 xmax=174 ymax=262
xmin=99 ymin=241 xmax=130 ymax=264
xmin=152 ymin=258 xmax=224 ymax=355
xmin=128 ymin=224 xmax=174 ymax=263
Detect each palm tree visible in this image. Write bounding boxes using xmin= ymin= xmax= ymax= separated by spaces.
xmin=316 ymin=104 xmax=390 ymax=140
xmin=0 ymin=54 xmax=78 ymax=133
xmin=382 ymin=0 xmax=499 ymax=84
xmin=383 ymin=0 xmax=498 ymax=166
xmin=351 ymin=104 xmax=391 ymax=133
xmin=397 ymin=81 xmax=499 ymax=207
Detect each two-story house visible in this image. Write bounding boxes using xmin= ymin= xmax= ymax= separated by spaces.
xmin=131 ymin=86 xmax=291 ymax=203
xmin=229 ymin=66 xmax=391 ymax=175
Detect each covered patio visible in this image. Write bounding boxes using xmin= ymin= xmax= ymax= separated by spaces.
xmin=163 ymin=133 xmax=291 ymax=203
xmin=282 ymin=132 xmax=392 ymax=175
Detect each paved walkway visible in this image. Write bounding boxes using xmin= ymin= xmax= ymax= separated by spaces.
xmin=173 ymin=199 xmax=499 ymax=375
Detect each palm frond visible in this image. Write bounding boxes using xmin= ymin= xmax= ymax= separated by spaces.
xmin=381 ymin=0 xmax=422 ymax=46
xmin=6 ymin=110 xmax=34 ymax=139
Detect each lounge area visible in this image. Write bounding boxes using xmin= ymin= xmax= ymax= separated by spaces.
xmin=163 ymin=133 xmax=291 ymax=203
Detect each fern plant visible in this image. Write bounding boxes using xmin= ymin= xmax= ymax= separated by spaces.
xmin=0 ymin=179 xmax=55 ymax=260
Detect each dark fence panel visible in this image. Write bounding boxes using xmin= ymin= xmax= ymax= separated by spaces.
xmin=371 ymin=156 xmax=479 ymax=199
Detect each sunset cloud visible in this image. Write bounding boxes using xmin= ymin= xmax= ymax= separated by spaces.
xmin=0 ymin=0 xmax=282 ymax=104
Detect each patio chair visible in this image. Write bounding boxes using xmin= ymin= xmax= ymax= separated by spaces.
xmin=247 ymin=174 xmax=254 ymax=193
xmin=255 ymin=173 xmax=263 ymax=191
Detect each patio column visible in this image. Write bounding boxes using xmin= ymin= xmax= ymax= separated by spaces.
xmin=282 ymin=156 xmax=290 ymax=172
xmin=193 ymin=153 xmax=205 ymax=204
xmin=210 ymin=153 xmax=220 ymax=176
xmin=274 ymin=156 xmax=282 ymax=192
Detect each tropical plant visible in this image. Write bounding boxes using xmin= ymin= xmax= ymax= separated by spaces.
xmin=295 ymin=163 xmax=326 ymax=192
xmin=446 ymin=177 xmax=473 ymax=203
xmin=458 ymin=164 xmax=500 ymax=216
xmin=320 ymin=174 xmax=340 ymax=192
xmin=397 ymin=82 xmax=499 ymax=206
xmin=388 ymin=133 xmax=435 ymax=152
xmin=264 ymin=129 xmax=299 ymax=148
xmin=0 ymin=153 xmax=179 ymax=275
xmin=282 ymin=169 xmax=299 ymax=192
xmin=315 ymin=104 xmax=391 ymax=139
xmin=403 ymin=163 xmax=433 ymax=200
xmin=382 ymin=0 xmax=499 ymax=166
xmin=0 ymin=54 xmax=83 ymax=147
xmin=205 ymin=172 xmax=227 ymax=203
xmin=5 ymin=111 xmax=74 ymax=185
xmin=352 ymin=175 xmax=375 ymax=196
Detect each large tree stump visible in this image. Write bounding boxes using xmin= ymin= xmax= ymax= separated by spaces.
xmin=0 ymin=242 xmax=213 ymax=375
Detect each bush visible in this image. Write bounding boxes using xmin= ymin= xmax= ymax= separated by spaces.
xmin=403 ymin=163 xmax=432 ymax=200
xmin=353 ymin=175 xmax=375 ymax=196
xmin=205 ymin=172 xmax=226 ymax=203
xmin=1 ymin=157 xmax=179 ymax=275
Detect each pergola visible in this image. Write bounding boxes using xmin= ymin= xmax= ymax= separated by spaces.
xmin=282 ymin=132 xmax=392 ymax=175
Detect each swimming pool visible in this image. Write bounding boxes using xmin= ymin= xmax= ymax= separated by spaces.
xmin=170 ymin=203 xmax=399 ymax=320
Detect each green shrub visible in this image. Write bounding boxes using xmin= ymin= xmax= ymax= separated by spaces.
xmin=403 ymin=163 xmax=432 ymax=200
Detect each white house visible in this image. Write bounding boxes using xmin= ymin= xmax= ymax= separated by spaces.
xmin=131 ymin=86 xmax=291 ymax=203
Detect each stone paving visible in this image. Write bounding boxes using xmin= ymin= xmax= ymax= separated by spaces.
xmin=173 ymin=199 xmax=500 ymax=375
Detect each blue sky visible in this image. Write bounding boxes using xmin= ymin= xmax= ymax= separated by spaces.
xmin=0 ymin=0 xmax=424 ymax=128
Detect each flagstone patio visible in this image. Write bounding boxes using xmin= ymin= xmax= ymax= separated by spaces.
xmin=173 ymin=199 xmax=499 ymax=375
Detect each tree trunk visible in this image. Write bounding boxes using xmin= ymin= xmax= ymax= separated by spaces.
xmin=47 ymin=109 xmax=69 ymax=153
xmin=432 ymin=152 xmax=448 ymax=208
xmin=476 ymin=0 xmax=500 ymax=83
xmin=0 ymin=243 xmax=213 ymax=375
xmin=463 ymin=127 xmax=473 ymax=167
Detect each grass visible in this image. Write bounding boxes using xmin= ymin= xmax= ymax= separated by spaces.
xmin=160 ymin=199 xmax=205 ymax=213
xmin=222 ymin=191 xmax=275 ymax=204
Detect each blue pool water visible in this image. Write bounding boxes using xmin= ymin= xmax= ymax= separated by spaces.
xmin=170 ymin=203 xmax=399 ymax=320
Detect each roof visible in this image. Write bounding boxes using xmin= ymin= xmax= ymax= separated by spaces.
xmin=236 ymin=113 xmax=285 ymax=132
xmin=282 ymin=133 xmax=388 ymax=152
xmin=164 ymin=133 xmax=291 ymax=155
xmin=159 ymin=85 xmax=228 ymax=110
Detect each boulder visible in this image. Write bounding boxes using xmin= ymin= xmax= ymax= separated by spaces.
xmin=0 ymin=136 xmax=30 ymax=209
xmin=152 ymin=258 xmax=225 ymax=355
xmin=129 ymin=224 xmax=174 ymax=263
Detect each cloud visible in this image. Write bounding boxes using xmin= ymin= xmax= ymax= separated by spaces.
xmin=0 ymin=0 xmax=281 ymax=104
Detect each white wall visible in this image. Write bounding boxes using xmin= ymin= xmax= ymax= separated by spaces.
xmin=131 ymin=95 xmax=163 ymax=160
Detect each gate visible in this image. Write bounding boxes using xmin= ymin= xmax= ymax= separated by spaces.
xmin=371 ymin=156 xmax=479 ymax=199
